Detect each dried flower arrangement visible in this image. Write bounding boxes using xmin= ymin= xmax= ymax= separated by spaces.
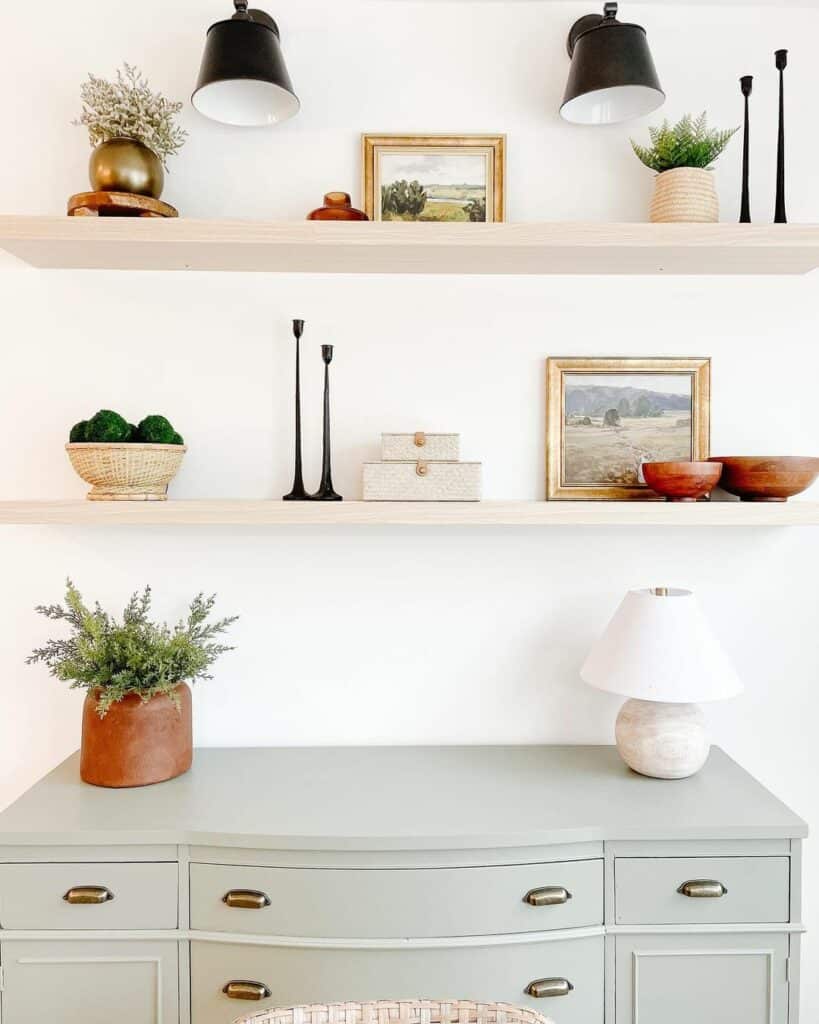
xmin=74 ymin=63 xmax=187 ymax=168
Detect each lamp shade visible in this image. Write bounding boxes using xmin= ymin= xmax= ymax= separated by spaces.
xmin=192 ymin=5 xmax=299 ymax=127
xmin=561 ymin=4 xmax=664 ymax=126
xmin=580 ymin=588 xmax=742 ymax=704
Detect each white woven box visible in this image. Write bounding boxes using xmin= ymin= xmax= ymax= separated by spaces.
xmin=381 ymin=432 xmax=459 ymax=462
xmin=363 ymin=461 xmax=482 ymax=501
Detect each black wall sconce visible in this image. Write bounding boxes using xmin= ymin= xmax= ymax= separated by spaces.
xmin=192 ymin=0 xmax=299 ymax=127
xmin=560 ymin=2 xmax=664 ymax=125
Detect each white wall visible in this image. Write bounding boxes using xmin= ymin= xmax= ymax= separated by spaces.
xmin=1 ymin=0 xmax=817 ymax=1013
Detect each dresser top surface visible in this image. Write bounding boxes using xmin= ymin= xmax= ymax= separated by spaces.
xmin=0 ymin=745 xmax=806 ymax=849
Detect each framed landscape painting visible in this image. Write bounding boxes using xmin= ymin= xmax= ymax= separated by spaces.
xmin=546 ymin=357 xmax=711 ymax=500
xmin=362 ymin=134 xmax=505 ymax=223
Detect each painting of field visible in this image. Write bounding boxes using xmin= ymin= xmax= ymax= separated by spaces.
xmin=563 ymin=374 xmax=694 ymax=486
xmin=378 ymin=151 xmax=488 ymax=222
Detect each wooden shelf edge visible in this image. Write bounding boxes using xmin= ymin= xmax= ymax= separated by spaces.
xmin=1 ymin=500 xmax=817 ymax=526
xmin=2 ymin=217 xmax=819 ymax=274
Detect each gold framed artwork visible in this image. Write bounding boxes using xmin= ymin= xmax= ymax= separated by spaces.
xmin=362 ymin=134 xmax=505 ymax=223
xmin=546 ymin=357 xmax=711 ymax=501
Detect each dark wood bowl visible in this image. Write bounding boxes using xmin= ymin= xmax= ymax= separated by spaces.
xmin=709 ymin=456 xmax=819 ymax=502
xmin=642 ymin=461 xmax=723 ymax=502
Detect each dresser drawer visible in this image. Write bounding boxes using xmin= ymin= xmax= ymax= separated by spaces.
xmin=190 ymin=859 xmax=603 ymax=938
xmin=615 ymin=857 xmax=790 ymax=925
xmin=0 ymin=862 xmax=178 ymax=930
xmin=191 ymin=935 xmax=604 ymax=1024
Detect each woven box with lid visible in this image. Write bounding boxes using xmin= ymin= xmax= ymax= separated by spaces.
xmin=363 ymin=460 xmax=481 ymax=501
xmin=381 ymin=432 xmax=459 ymax=462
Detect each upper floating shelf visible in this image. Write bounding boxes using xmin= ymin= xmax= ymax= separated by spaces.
xmin=1 ymin=500 xmax=817 ymax=527
xmin=1 ymin=217 xmax=819 ymax=276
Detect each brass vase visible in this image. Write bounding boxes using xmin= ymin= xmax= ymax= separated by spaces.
xmin=89 ymin=137 xmax=164 ymax=199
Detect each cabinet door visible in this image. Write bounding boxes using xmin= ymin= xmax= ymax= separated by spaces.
xmin=616 ymin=933 xmax=789 ymax=1024
xmin=1 ymin=940 xmax=179 ymax=1024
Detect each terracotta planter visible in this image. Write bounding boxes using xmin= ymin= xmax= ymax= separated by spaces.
xmin=649 ymin=167 xmax=718 ymax=223
xmin=80 ymin=683 xmax=192 ymax=788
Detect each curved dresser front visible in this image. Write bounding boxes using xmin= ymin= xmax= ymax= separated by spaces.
xmin=0 ymin=746 xmax=806 ymax=1024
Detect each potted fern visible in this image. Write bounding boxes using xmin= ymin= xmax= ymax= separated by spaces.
xmin=27 ymin=581 xmax=237 ymax=788
xmin=631 ymin=113 xmax=738 ymax=223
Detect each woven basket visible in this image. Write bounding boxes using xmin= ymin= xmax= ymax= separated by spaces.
xmin=649 ymin=167 xmax=719 ymax=223
xmin=234 ymin=1002 xmax=553 ymax=1024
xmin=65 ymin=442 xmax=187 ymax=501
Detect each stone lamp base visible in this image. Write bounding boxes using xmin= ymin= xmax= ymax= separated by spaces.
xmin=615 ymin=698 xmax=709 ymax=779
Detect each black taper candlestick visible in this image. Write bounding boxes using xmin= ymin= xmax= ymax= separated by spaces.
xmin=774 ymin=49 xmax=788 ymax=224
xmin=283 ymin=319 xmax=310 ymax=500
xmin=739 ymin=76 xmax=753 ymax=223
xmin=310 ymin=345 xmax=343 ymax=501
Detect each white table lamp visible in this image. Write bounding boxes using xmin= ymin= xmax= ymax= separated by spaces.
xmin=581 ymin=588 xmax=742 ymax=779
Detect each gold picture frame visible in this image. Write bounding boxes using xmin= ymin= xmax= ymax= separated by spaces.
xmin=546 ymin=357 xmax=711 ymax=501
xmin=362 ymin=134 xmax=505 ymax=223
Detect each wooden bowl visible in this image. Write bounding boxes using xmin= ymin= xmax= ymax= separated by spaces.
xmin=709 ymin=456 xmax=819 ymax=502
xmin=642 ymin=461 xmax=723 ymax=502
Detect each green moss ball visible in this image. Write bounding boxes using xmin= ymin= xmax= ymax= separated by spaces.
xmin=170 ymin=431 xmax=185 ymax=446
xmin=84 ymin=409 xmax=131 ymax=443
xmin=137 ymin=415 xmax=177 ymax=445
xmin=127 ymin=423 xmax=138 ymax=441
xmin=69 ymin=420 xmax=88 ymax=443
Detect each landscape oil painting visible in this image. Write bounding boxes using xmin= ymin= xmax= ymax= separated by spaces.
xmin=546 ymin=358 xmax=711 ymax=500
xmin=362 ymin=135 xmax=505 ymax=222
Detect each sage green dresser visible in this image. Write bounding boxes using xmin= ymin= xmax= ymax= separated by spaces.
xmin=0 ymin=746 xmax=806 ymax=1024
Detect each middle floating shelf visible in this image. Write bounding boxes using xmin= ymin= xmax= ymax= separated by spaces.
xmin=1 ymin=500 xmax=817 ymax=526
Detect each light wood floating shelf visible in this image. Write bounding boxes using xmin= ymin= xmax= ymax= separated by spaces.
xmin=2 ymin=217 xmax=819 ymax=275
xmin=1 ymin=500 xmax=817 ymax=526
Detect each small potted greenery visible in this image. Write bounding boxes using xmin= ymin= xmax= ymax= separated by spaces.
xmin=66 ymin=409 xmax=186 ymax=501
xmin=75 ymin=63 xmax=187 ymax=200
xmin=631 ymin=113 xmax=738 ymax=223
xmin=27 ymin=581 xmax=237 ymax=788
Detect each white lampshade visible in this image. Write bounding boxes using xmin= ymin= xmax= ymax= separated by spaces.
xmin=580 ymin=588 xmax=743 ymax=704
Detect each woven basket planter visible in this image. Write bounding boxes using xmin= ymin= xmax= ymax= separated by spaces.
xmin=234 ymin=1001 xmax=553 ymax=1024
xmin=65 ymin=442 xmax=186 ymax=501
xmin=649 ymin=167 xmax=718 ymax=223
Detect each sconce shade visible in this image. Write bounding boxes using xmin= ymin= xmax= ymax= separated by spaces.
xmin=580 ymin=588 xmax=743 ymax=704
xmin=561 ymin=4 xmax=664 ymax=126
xmin=192 ymin=8 xmax=299 ymax=127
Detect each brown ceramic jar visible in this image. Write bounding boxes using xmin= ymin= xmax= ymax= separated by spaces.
xmin=307 ymin=192 xmax=368 ymax=221
xmin=80 ymin=683 xmax=193 ymax=788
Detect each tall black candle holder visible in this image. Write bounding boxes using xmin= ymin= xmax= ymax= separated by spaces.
xmin=310 ymin=345 xmax=343 ymax=501
xmin=774 ymin=49 xmax=788 ymax=224
xmin=283 ymin=318 xmax=310 ymax=501
xmin=739 ymin=76 xmax=753 ymax=223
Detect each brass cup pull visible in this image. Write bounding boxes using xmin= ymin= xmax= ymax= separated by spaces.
xmin=223 ymin=889 xmax=271 ymax=910
xmin=677 ymin=879 xmax=728 ymax=899
xmin=526 ymin=978 xmax=574 ymax=999
xmin=524 ymin=886 xmax=572 ymax=907
xmin=223 ymin=980 xmax=272 ymax=1001
xmin=416 ymin=460 xmax=429 ymax=477
xmin=63 ymin=886 xmax=114 ymax=905
xmin=414 ymin=431 xmax=426 ymax=448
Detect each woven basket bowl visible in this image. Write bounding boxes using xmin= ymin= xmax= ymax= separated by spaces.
xmin=650 ymin=167 xmax=719 ymax=223
xmin=65 ymin=442 xmax=187 ymax=501
xmin=234 ymin=1001 xmax=553 ymax=1024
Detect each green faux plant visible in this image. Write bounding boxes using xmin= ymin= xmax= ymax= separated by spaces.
xmin=69 ymin=409 xmax=185 ymax=445
xmin=74 ymin=63 xmax=187 ymax=169
xmin=83 ymin=409 xmax=132 ymax=443
xmin=631 ymin=113 xmax=738 ymax=173
xmin=27 ymin=580 xmax=237 ymax=717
